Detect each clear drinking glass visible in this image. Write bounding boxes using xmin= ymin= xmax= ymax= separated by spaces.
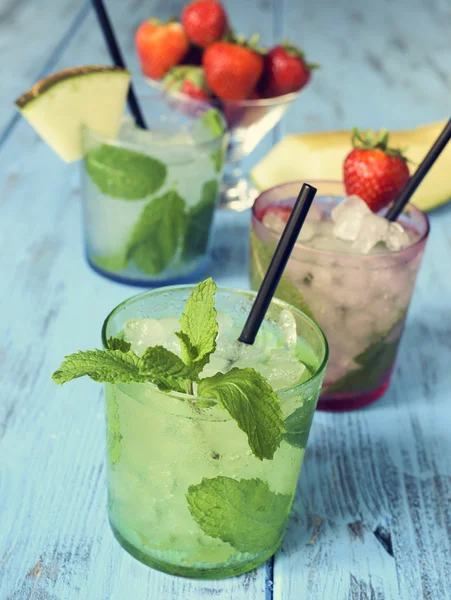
xmin=101 ymin=286 xmax=328 ymax=579
xmin=250 ymin=181 xmax=430 ymax=411
xmin=81 ymin=92 xmax=227 ymax=286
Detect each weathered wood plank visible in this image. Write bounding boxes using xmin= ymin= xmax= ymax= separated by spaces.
xmin=0 ymin=0 xmax=91 ymax=139
xmin=280 ymin=0 xmax=451 ymax=134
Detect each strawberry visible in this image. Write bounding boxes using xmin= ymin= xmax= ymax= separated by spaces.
xmin=182 ymin=0 xmax=228 ymax=49
xmin=203 ymin=37 xmax=264 ymax=101
xmin=260 ymin=42 xmax=315 ymax=98
xmin=135 ymin=20 xmax=189 ymax=80
xmin=163 ymin=66 xmax=211 ymax=101
xmin=344 ymin=129 xmax=410 ymax=213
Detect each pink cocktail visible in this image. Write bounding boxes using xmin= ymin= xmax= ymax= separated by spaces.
xmin=250 ymin=181 xmax=429 ymax=411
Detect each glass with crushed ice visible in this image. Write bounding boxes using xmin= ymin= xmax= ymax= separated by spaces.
xmin=101 ymin=286 xmax=328 ymax=578
xmin=250 ymin=180 xmax=429 ymax=411
xmin=81 ymin=93 xmax=227 ymax=285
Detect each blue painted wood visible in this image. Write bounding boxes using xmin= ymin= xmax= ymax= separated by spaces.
xmin=1 ymin=0 xmax=450 ymax=599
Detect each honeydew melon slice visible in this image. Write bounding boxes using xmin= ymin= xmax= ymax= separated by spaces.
xmin=15 ymin=66 xmax=130 ymax=162
xmin=250 ymin=121 xmax=451 ymax=212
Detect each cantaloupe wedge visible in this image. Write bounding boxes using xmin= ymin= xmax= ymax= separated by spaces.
xmin=251 ymin=121 xmax=451 ymax=212
xmin=15 ymin=66 xmax=130 ymax=162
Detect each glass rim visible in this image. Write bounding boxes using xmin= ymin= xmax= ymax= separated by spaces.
xmin=145 ymin=76 xmax=301 ymax=108
xmin=83 ymin=109 xmax=227 ymax=153
xmin=101 ymin=284 xmax=329 ymax=402
xmin=252 ymin=179 xmax=431 ymax=259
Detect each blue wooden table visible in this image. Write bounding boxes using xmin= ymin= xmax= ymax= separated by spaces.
xmin=1 ymin=1 xmax=451 ymax=598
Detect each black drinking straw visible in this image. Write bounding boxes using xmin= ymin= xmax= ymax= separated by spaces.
xmin=91 ymin=0 xmax=148 ymax=129
xmin=385 ymin=117 xmax=451 ymax=221
xmin=239 ymin=183 xmax=317 ymax=345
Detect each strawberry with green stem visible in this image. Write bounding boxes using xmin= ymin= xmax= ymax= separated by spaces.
xmin=164 ymin=66 xmax=211 ymax=101
xmin=202 ymin=34 xmax=265 ymax=101
xmin=344 ymin=128 xmax=410 ymax=213
xmin=260 ymin=41 xmax=318 ymax=98
xmin=135 ymin=19 xmax=189 ymax=80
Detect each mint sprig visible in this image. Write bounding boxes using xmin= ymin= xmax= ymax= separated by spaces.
xmin=186 ymin=476 xmax=290 ymax=553
xmin=107 ymin=337 xmax=131 ymax=352
xmin=176 ymin=278 xmax=218 ymax=375
xmin=140 ymin=345 xmax=198 ymax=393
xmin=52 ymin=342 xmax=196 ymax=394
xmin=52 ymin=278 xmax=290 ymax=462
xmin=52 ymin=348 xmax=145 ymax=385
xmin=198 ymin=367 xmax=285 ymax=460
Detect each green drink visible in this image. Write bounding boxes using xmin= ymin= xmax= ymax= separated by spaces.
xmin=53 ymin=280 xmax=328 ymax=579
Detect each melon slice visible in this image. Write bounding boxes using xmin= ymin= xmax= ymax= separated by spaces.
xmin=250 ymin=121 xmax=451 ymax=212
xmin=15 ymin=66 xmax=130 ymax=162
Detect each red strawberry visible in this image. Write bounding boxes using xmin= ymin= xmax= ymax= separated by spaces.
xmin=182 ymin=0 xmax=228 ymax=49
xmin=164 ymin=66 xmax=211 ymax=101
xmin=260 ymin=42 xmax=315 ymax=98
xmin=344 ymin=129 xmax=410 ymax=213
xmin=203 ymin=38 xmax=264 ymax=101
xmin=135 ymin=20 xmax=189 ymax=80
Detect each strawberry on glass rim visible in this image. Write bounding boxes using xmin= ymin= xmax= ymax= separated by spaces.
xmin=344 ymin=128 xmax=410 ymax=213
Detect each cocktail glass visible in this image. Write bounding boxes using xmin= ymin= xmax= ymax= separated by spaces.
xmin=101 ymin=285 xmax=328 ymax=578
xmin=81 ymin=91 xmax=227 ymax=286
xmin=250 ymin=180 xmax=429 ymax=411
xmin=146 ymin=78 xmax=300 ymax=211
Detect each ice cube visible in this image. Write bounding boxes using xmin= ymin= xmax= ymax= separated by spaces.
xmin=123 ymin=318 xmax=167 ymax=356
xmin=297 ymin=221 xmax=316 ymax=242
xmin=216 ymin=311 xmax=233 ymax=335
xmin=385 ymin=222 xmax=410 ymax=251
xmin=279 ymin=309 xmax=297 ymax=346
xmin=262 ymin=212 xmax=286 ymax=234
xmin=331 ymin=195 xmax=371 ymax=242
xmin=331 ymin=195 xmax=371 ymax=223
xmin=351 ymin=213 xmax=389 ymax=254
xmin=259 ymin=350 xmax=306 ymax=391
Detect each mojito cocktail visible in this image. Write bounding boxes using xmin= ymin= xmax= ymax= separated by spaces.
xmin=53 ymin=280 xmax=328 ymax=578
xmin=82 ymin=104 xmax=226 ymax=285
xmin=250 ymin=181 xmax=429 ymax=411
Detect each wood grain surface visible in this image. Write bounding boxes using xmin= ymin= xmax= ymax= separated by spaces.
xmin=0 ymin=1 xmax=450 ymax=598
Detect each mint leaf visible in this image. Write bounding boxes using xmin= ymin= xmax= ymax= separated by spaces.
xmin=52 ymin=349 xmax=145 ymax=385
xmin=85 ymin=144 xmax=167 ymax=200
xmin=324 ymin=316 xmax=405 ymax=394
xmin=182 ymin=180 xmax=218 ymax=261
xmin=177 ymin=278 xmax=218 ymax=374
xmin=107 ymin=337 xmax=131 ymax=352
xmin=139 ymin=345 xmax=198 ymax=393
xmin=128 ymin=189 xmax=185 ymax=275
xmin=211 ymin=147 xmax=225 ymax=173
xmin=250 ymin=231 xmax=315 ymax=321
xmin=283 ymin=405 xmax=314 ymax=449
xmin=201 ymin=109 xmax=226 ymax=138
xmin=186 ymin=476 xmax=291 ymax=553
xmin=198 ymin=367 xmax=285 ymax=460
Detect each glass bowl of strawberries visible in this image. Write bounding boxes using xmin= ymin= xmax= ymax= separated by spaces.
xmin=135 ymin=0 xmax=317 ymax=211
